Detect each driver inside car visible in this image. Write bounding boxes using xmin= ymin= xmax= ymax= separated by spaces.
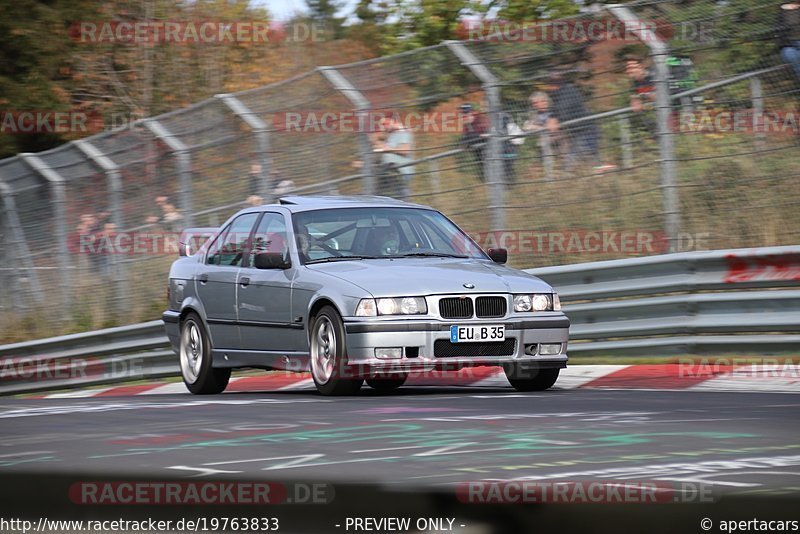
xmin=368 ymin=225 xmax=401 ymax=256
xmin=295 ymin=225 xmax=313 ymax=262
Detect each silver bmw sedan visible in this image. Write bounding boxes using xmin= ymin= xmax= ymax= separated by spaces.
xmin=163 ymin=196 xmax=569 ymax=395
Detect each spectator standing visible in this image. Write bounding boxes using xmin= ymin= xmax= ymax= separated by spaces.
xmin=373 ymin=114 xmax=415 ymax=199
xmin=545 ymin=71 xmax=615 ymax=172
xmin=458 ymin=103 xmax=490 ymax=181
xmin=160 ymin=203 xmax=184 ymax=232
xmin=145 ymin=196 xmax=184 ymax=233
xmin=524 ymin=92 xmax=559 ymax=134
xmin=83 ymin=212 xmax=109 ymax=275
xmin=523 ymin=91 xmax=563 ymax=176
xmin=777 ymin=2 xmax=800 ymax=79
xmin=625 ymin=57 xmax=657 ymax=112
xmin=248 ymin=163 xmax=263 ymax=195
xmin=246 ymin=195 xmax=264 ymax=207
xmin=499 ymin=110 xmax=522 ymax=185
xmin=96 ymin=221 xmax=117 ymax=277
xmin=457 ymin=101 xmax=520 ymax=183
xmin=274 ymin=179 xmax=296 ymax=196
xmin=75 ymin=213 xmax=98 ymax=272
xmin=625 ymin=56 xmax=658 ymax=136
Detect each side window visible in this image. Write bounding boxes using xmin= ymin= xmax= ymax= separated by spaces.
xmin=246 ymin=212 xmax=288 ymax=267
xmin=204 ymin=226 xmax=229 ymax=265
xmin=206 ymin=213 xmax=259 ymax=266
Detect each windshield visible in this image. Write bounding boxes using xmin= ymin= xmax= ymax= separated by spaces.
xmin=292 ymin=207 xmax=488 ymax=264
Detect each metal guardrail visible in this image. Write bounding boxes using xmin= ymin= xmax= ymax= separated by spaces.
xmin=0 ymin=321 xmax=174 ymax=395
xmin=1 ymin=245 xmax=798 ymax=395
xmin=532 ymin=245 xmax=800 ymax=355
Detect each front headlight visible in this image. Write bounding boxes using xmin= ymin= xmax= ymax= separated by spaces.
xmin=356 ymin=297 xmax=427 ymax=316
xmin=513 ymin=294 xmax=532 ymax=312
xmin=513 ymin=293 xmax=553 ymax=312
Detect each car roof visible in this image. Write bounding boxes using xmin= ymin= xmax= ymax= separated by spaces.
xmin=247 ymin=195 xmax=433 ymax=213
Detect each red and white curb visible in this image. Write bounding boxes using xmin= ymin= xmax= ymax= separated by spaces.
xmin=32 ymin=364 xmax=800 ymax=399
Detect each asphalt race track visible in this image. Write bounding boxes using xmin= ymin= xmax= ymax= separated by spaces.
xmin=1 ymin=387 xmax=799 ymax=533
xmin=2 ymin=388 xmax=799 ymax=486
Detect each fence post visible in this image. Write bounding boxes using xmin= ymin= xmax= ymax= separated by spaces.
xmin=318 ymin=67 xmax=375 ymax=196
xmin=0 ymin=184 xmax=7 ymax=309
xmin=540 ymin=130 xmax=555 ymax=181
xmin=618 ymin=115 xmax=634 ymax=169
xmin=0 ymin=182 xmax=27 ymax=310
xmin=430 ymin=158 xmax=441 ymax=196
xmin=74 ymin=139 xmax=130 ymax=315
xmin=143 ymin=120 xmax=194 ymax=226
xmin=609 ymin=6 xmax=680 ymax=251
xmin=0 ymin=176 xmax=44 ymax=310
xmin=216 ymin=94 xmax=274 ymax=202
xmin=445 ymin=41 xmax=506 ymax=232
xmin=20 ymin=153 xmax=72 ymax=313
xmin=750 ymin=76 xmax=765 ymax=152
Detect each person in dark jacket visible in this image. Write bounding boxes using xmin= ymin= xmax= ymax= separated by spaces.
xmin=545 ymin=71 xmax=615 ymax=172
xmin=458 ymin=103 xmax=520 ymax=184
xmin=625 ymin=56 xmax=658 ymax=136
xmin=458 ymin=103 xmax=490 ymax=180
xmin=777 ymin=2 xmax=800 ymax=79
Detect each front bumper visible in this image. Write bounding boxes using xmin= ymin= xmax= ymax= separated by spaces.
xmin=342 ymin=314 xmax=569 ymax=370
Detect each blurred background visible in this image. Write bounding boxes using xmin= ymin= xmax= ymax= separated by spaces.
xmin=0 ymin=0 xmax=798 ymax=342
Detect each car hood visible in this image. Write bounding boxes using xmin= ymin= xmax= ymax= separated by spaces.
xmin=305 ymin=258 xmax=553 ymax=297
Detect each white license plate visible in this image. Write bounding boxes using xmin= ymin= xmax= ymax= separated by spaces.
xmin=450 ymin=324 xmax=505 ymax=343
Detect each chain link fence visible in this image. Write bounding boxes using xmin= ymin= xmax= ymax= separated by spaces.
xmin=1 ymin=0 xmax=798 ymax=342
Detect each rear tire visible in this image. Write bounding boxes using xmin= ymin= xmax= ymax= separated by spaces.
xmin=366 ymin=373 xmax=407 ymax=392
xmin=179 ymin=312 xmax=231 ymax=394
xmin=310 ymin=306 xmax=363 ymax=396
xmin=503 ymin=365 xmax=559 ymax=392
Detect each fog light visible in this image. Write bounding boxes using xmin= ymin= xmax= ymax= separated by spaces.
xmin=375 ymin=348 xmax=403 ymax=360
xmin=524 ymin=344 xmax=538 ymax=356
xmin=539 ymin=343 xmax=562 ymax=356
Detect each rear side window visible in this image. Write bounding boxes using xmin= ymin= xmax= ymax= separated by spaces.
xmin=246 ymin=212 xmax=288 ymax=267
xmin=206 ymin=213 xmax=259 ymax=266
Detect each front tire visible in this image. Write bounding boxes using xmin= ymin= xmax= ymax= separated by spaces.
xmin=310 ymin=306 xmax=363 ymax=396
xmin=179 ymin=312 xmax=231 ymax=394
xmin=503 ymin=365 xmax=560 ymax=392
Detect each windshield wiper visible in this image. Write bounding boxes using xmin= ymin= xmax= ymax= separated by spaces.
xmin=392 ymin=252 xmax=469 ymax=258
xmin=305 ymin=255 xmax=379 ymax=264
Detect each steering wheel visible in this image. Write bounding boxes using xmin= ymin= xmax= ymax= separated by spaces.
xmin=307 ymin=234 xmax=343 ymax=257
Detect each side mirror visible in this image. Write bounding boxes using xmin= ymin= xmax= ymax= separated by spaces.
xmin=178 ymin=228 xmax=218 ymax=257
xmin=254 ymin=251 xmax=291 ymax=270
xmin=487 ymin=248 xmax=507 ymax=264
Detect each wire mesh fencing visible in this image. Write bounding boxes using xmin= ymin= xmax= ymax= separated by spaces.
xmin=0 ymin=0 xmax=798 ymax=341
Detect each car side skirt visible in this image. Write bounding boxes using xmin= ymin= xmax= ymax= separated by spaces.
xmin=210 ymin=349 xmax=310 ymax=371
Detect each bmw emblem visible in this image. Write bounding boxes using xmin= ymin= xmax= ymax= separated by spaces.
xmin=463 ymin=283 xmax=475 ymax=289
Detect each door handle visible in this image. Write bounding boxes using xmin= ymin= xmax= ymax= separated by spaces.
xmin=240 ymin=276 xmax=250 ymax=287
xmin=198 ymin=273 xmax=209 ymax=284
